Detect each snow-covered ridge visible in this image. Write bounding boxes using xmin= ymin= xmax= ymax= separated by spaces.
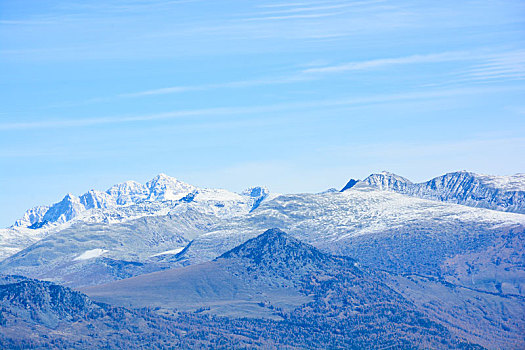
xmin=12 ymin=173 xmax=269 ymax=229
xmin=343 ymin=171 xmax=525 ymax=214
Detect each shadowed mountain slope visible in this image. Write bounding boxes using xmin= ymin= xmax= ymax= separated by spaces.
xmin=0 ymin=273 xmax=484 ymax=349
xmin=83 ymin=229 xmax=481 ymax=349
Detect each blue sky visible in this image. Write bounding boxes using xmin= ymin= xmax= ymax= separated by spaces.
xmin=1 ymin=0 xmax=524 ymax=227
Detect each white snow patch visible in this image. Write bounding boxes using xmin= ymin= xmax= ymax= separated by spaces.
xmin=74 ymin=248 xmax=108 ymax=261
xmin=150 ymin=247 xmax=185 ymax=257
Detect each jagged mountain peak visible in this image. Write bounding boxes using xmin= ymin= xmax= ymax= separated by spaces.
xmin=419 ymin=171 xmax=525 ymax=193
xmin=106 ymin=180 xmax=145 ymax=192
xmin=340 ymin=171 xmax=419 ymax=192
xmin=13 ymin=205 xmax=50 ymax=228
xmin=62 ymin=193 xmax=79 ymax=201
xmin=371 ymin=171 xmax=412 ymax=182
xmin=436 ymin=171 xmax=525 ymax=192
xmin=8 ymin=173 xmax=275 ymax=232
xmin=105 ymin=180 xmax=148 ymax=206
xmin=357 ymin=171 xmax=412 ymax=192
xmin=146 ymin=173 xmax=196 ymax=201
xmin=147 ymin=173 xmax=185 ymax=185
xmin=80 ymin=190 xmax=115 ymax=210
xmin=436 ymin=170 xmax=475 ymax=179
xmin=41 ymin=193 xmax=84 ymax=225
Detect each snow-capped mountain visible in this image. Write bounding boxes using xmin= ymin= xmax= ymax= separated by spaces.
xmin=12 ymin=173 xmax=263 ymax=229
xmin=41 ymin=193 xmax=86 ymax=225
xmin=105 ymin=180 xmax=149 ymax=205
xmin=3 ymin=183 xmax=524 ymax=290
xmin=145 ymin=173 xmax=196 ymax=201
xmin=2 ymin=171 xmax=524 ymax=291
xmin=2 ymin=170 xmax=524 ymax=275
xmin=1 ymin=172 xmax=524 ymax=348
xmin=343 ymin=171 xmax=525 ymax=213
xmin=0 ymin=174 xmax=270 ymax=261
xmin=14 ymin=206 xmax=50 ymax=229
xmin=177 ymin=187 xmax=525 ymax=273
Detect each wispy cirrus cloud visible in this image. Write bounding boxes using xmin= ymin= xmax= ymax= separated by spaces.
xmin=302 ymin=51 xmax=477 ymax=74
xmin=119 ymin=75 xmax=307 ymax=98
xmin=461 ymin=50 xmax=525 ymax=82
xmin=421 ymin=50 xmax=525 ymax=87
xmin=37 ymin=49 xmax=518 ymax=106
xmin=243 ymin=0 xmax=384 ymax=21
xmin=257 ymin=1 xmax=336 ymax=8
xmin=241 ymin=11 xmax=344 ymax=21
xmin=257 ymin=1 xmax=383 ymax=15
xmin=301 ymin=49 xmax=525 ymax=87
xmin=1 ymin=85 xmax=517 ymax=131
xmin=119 ymin=50 xmax=483 ymax=98
xmin=55 ymin=0 xmax=203 ymax=14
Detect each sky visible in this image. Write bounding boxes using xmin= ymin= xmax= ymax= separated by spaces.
xmin=0 ymin=0 xmax=524 ymax=227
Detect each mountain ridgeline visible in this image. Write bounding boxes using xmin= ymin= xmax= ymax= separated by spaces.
xmin=13 ymin=173 xmax=270 ymax=229
xmin=342 ymin=171 xmax=525 ymax=213
xmin=10 ymin=170 xmax=524 ymax=235
xmin=0 ymin=171 xmax=524 ymax=349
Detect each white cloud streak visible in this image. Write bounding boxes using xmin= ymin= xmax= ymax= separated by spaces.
xmin=242 ymin=0 xmax=384 ymax=21
xmin=257 ymin=0 xmax=344 ymax=9
xmin=20 ymin=49 xmax=521 ymax=110
xmin=422 ymin=50 xmax=525 ymax=87
xmin=119 ymin=50 xmax=486 ymax=99
xmin=462 ymin=50 xmax=525 ymax=82
xmin=1 ymin=86 xmax=517 ymax=131
xmin=119 ymin=75 xmax=307 ymax=98
xmin=257 ymin=1 xmax=384 ymax=15
xmin=241 ymin=11 xmax=343 ymax=21
xmin=302 ymin=51 xmax=477 ymax=74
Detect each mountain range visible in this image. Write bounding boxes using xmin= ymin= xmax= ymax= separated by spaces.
xmin=0 ymin=230 xmax=482 ymax=349
xmin=0 ymin=173 xmax=271 ymax=261
xmin=0 ymin=170 xmax=524 ymax=349
xmin=14 ymin=173 xmax=270 ymax=229
xmin=343 ymin=170 xmax=525 ymax=213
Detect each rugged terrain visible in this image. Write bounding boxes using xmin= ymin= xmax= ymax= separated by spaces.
xmin=0 ymin=171 xmax=524 ymax=349
xmin=1 ymin=230 xmax=482 ymax=349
